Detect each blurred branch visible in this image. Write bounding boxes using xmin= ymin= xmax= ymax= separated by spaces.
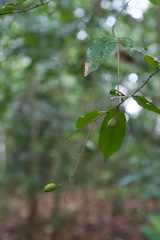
xmin=132 ymin=68 xmax=160 ymax=96
xmin=0 ymin=0 xmax=50 ymax=16
xmin=114 ymin=68 xmax=160 ymax=110
xmin=112 ymin=0 xmax=131 ymax=37
xmin=66 ymin=68 xmax=160 ymax=140
xmin=64 ymin=121 xmax=95 ymax=203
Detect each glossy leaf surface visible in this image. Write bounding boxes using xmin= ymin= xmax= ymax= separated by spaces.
xmin=133 ymin=96 xmax=160 ymax=114
xmin=0 ymin=1 xmax=34 ymax=14
xmin=118 ymin=37 xmax=147 ymax=55
xmin=99 ymin=109 xmax=126 ymax=161
xmin=149 ymin=0 xmax=160 ymax=6
xmin=144 ymin=55 xmax=160 ymax=68
xmin=84 ymin=37 xmax=118 ymax=76
xmin=0 ymin=3 xmax=19 ymax=13
xmin=76 ymin=110 xmax=101 ymax=129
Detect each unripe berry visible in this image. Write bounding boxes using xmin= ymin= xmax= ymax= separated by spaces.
xmin=44 ymin=183 xmax=58 ymax=192
xmin=107 ymin=117 xmax=116 ymax=127
xmin=110 ymin=89 xmax=116 ymax=95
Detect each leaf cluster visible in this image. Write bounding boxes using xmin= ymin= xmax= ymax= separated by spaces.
xmin=76 ymin=35 xmax=160 ymax=161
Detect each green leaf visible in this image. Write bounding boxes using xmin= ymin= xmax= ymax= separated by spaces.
xmin=133 ymin=96 xmax=160 ymax=114
xmin=0 ymin=3 xmax=17 ymax=12
xmin=84 ymin=36 xmax=118 ymax=76
xmin=0 ymin=1 xmax=26 ymax=13
xmin=99 ymin=109 xmax=126 ymax=161
xmin=76 ymin=110 xmax=101 ymax=129
xmin=141 ymin=226 xmax=160 ymax=240
xmin=144 ymin=55 xmax=160 ymax=68
xmin=118 ymin=37 xmax=147 ymax=55
xmin=149 ymin=214 xmax=160 ymax=231
xmin=18 ymin=0 xmax=26 ymax=3
xmin=149 ymin=0 xmax=160 ymax=6
xmin=118 ymin=37 xmax=134 ymax=51
xmin=0 ymin=2 xmax=20 ymax=13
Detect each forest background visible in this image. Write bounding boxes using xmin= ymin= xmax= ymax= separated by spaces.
xmin=0 ymin=0 xmax=160 ymax=239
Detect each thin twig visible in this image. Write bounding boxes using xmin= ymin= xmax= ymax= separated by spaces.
xmin=131 ymin=68 xmax=160 ymax=96
xmin=117 ymin=44 xmax=120 ymax=97
xmin=40 ymin=0 xmax=44 ymax=5
xmin=64 ymin=121 xmax=95 ymax=203
xmin=66 ymin=69 xmax=160 ymax=143
xmin=65 ymin=111 xmax=107 ymax=140
xmin=65 ymin=129 xmax=80 ymax=140
xmin=99 ymin=68 xmax=160 ymax=114
xmin=0 ymin=1 xmax=49 ymax=16
xmin=112 ymin=0 xmax=131 ymax=37
xmin=62 ymin=68 xmax=160 ymax=202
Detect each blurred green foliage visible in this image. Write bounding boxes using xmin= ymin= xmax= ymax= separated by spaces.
xmin=1 ymin=1 xmax=160 ymax=240
xmin=0 ymin=0 xmax=160 ymax=209
xmin=141 ymin=214 xmax=160 ymax=240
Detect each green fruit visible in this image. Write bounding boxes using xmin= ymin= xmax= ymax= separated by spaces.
xmin=107 ymin=117 xmax=116 ymax=127
xmin=110 ymin=89 xmax=116 ymax=95
xmin=44 ymin=183 xmax=58 ymax=192
xmin=110 ymin=89 xmax=125 ymax=96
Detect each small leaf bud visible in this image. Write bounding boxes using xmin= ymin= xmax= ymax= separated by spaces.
xmin=109 ymin=89 xmax=116 ymax=95
xmin=107 ymin=117 xmax=116 ymax=127
xmin=44 ymin=183 xmax=58 ymax=192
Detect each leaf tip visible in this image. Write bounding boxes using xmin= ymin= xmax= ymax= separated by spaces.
xmin=84 ymin=62 xmax=92 ymax=77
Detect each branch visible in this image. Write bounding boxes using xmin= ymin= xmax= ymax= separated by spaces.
xmin=0 ymin=0 xmax=49 ymax=16
xmin=66 ymin=68 xmax=160 ymax=139
xmin=112 ymin=0 xmax=131 ymax=37
xmin=64 ymin=121 xmax=95 ymax=203
xmin=114 ymin=68 xmax=160 ymax=110
xmin=50 ymin=68 xmax=160 ymax=200
xmin=131 ymin=68 xmax=160 ymax=96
